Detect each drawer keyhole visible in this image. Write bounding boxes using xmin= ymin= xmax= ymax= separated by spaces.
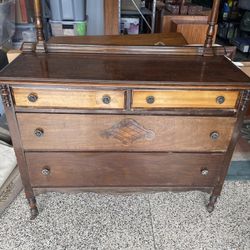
xmin=210 ymin=131 xmax=220 ymax=140
xmin=216 ymin=96 xmax=225 ymax=104
xmin=34 ymin=128 xmax=44 ymax=137
xmin=201 ymin=169 xmax=209 ymax=176
xmin=146 ymin=96 xmax=155 ymax=104
xmin=28 ymin=93 xmax=38 ymax=103
xmin=102 ymin=95 xmax=111 ymax=104
xmin=41 ymin=168 xmax=50 ymax=176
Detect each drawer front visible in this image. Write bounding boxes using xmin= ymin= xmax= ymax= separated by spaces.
xmin=132 ymin=90 xmax=239 ymax=109
xmin=17 ymin=114 xmax=235 ymax=152
xmin=26 ymin=152 xmax=223 ymax=187
xmin=13 ymin=88 xmax=125 ymax=109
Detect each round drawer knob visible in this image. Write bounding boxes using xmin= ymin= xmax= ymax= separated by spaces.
xmin=28 ymin=93 xmax=38 ymax=103
xmin=41 ymin=168 xmax=50 ymax=176
xmin=201 ymin=169 xmax=209 ymax=176
xmin=216 ymin=96 xmax=225 ymax=105
xmin=34 ymin=128 xmax=44 ymax=137
xmin=102 ymin=95 xmax=111 ymax=104
xmin=146 ymin=96 xmax=155 ymax=104
xmin=210 ymin=131 xmax=219 ymax=140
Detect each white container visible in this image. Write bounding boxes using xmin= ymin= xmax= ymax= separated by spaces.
xmin=50 ymin=20 xmax=87 ymax=37
xmin=12 ymin=23 xmax=36 ymax=43
xmin=0 ymin=0 xmax=15 ymax=45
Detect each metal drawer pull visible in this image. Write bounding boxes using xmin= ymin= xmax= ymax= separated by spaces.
xmin=41 ymin=168 xmax=50 ymax=176
xmin=201 ymin=169 xmax=209 ymax=176
xmin=34 ymin=128 xmax=44 ymax=137
xmin=210 ymin=131 xmax=219 ymax=140
xmin=216 ymin=96 xmax=225 ymax=104
xmin=28 ymin=93 xmax=38 ymax=102
xmin=102 ymin=95 xmax=111 ymax=104
xmin=146 ymin=96 xmax=155 ymax=104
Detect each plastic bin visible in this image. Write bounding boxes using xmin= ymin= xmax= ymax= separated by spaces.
xmin=50 ymin=20 xmax=87 ymax=36
xmin=239 ymin=0 xmax=250 ymax=10
xmin=0 ymin=0 xmax=15 ymax=45
xmin=12 ymin=23 xmax=36 ymax=43
xmin=49 ymin=0 xmax=86 ymax=21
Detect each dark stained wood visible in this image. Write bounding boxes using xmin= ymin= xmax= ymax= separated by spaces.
xmin=26 ymin=152 xmax=224 ymax=187
xmin=48 ymin=33 xmax=188 ymax=46
xmin=0 ymin=53 xmax=249 ymax=85
xmin=22 ymin=42 xmax=236 ymax=60
xmin=104 ymin=0 xmax=119 ymax=35
xmin=17 ymin=114 xmax=236 ymax=152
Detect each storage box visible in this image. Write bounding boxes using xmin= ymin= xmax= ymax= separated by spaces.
xmin=121 ymin=0 xmax=141 ymax=11
xmin=0 ymin=0 xmax=15 ymax=45
xmin=121 ymin=18 xmax=139 ymax=35
xmin=49 ymin=0 xmax=86 ymax=21
xmin=12 ymin=23 xmax=36 ymax=43
xmin=50 ymin=20 xmax=87 ymax=36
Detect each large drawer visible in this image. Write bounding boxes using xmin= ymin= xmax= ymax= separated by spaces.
xmin=132 ymin=90 xmax=239 ymax=109
xmin=17 ymin=114 xmax=236 ymax=152
xmin=26 ymin=152 xmax=224 ymax=187
xmin=13 ymin=88 xmax=125 ymax=110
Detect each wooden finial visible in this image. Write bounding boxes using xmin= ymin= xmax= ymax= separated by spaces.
xmin=34 ymin=0 xmax=46 ymax=52
xmin=203 ymin=0 xmax=220 ymax=55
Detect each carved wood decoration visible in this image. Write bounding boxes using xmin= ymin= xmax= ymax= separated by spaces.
xmin=0 ymin=85 xmax=11 ymax=107
xmin=33 ymin=0 xmax=46 ymax=52
xmin=100 ymin=118 xmax=155 ymax=145
xmin=203 ymin=0 xmax=221 ymax=55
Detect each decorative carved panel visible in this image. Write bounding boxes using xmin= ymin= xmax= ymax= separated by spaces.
xmin=100 ymin=118 xmax=155 ymax=145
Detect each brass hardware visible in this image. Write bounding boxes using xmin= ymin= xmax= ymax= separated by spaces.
xmin=216 ymin=96 xmax=225 ymax=104
xmin=34 ymin=128 xmax=44 ymax=137
xmin=146 ymin=96 xmax=155 ymax=104
xmin=41 ymin=168 xmax=50 ymax=176
xmin=201 ymin=169 xmax=209 ymax=176
xmin=210 ymin=131 xmax=219 ymax=140
xmin=28 ymin=93 xmax=38 ymax=103
xmin=102 ymin=95 xmax=111 ymax=104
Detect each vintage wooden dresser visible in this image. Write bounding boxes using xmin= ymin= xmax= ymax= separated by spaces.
xmin=0 ymin=0 xmax=250 ymax=219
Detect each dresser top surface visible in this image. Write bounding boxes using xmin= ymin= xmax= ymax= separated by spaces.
xmin=0 ymin=52 xmax=249 ymax=87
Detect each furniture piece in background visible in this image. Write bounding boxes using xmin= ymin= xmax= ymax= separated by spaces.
xmin=161 ymin=15 xmax=218 ymax=44
xmin=0 ymin=114 xmax=22 ymax=217
xmin=1 ymin=0 xmax=250 ymax=221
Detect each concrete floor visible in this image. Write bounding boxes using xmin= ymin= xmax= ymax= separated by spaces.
xmin=0 ymin=181 xmax=249 ymax=250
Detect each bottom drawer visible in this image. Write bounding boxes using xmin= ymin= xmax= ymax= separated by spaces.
xmin=26 ymin=152 xmax=224 ymax=187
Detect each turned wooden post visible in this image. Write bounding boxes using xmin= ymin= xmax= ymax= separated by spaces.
xmin=203 ymin=0 xmax=220 ymax=55
xmin=34 ymin=0 xmax=46 ymax=52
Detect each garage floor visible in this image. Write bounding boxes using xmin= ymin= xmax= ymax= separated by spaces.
xmin=0 ymin=181 xmax=249 ymax=250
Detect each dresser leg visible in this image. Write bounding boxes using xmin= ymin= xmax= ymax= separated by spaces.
xmin=27 ymin=197 xmax=39 ymax=220
xmin=206 ymin=195 xmax=218 ymax=213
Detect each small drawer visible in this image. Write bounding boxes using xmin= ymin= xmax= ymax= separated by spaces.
xmin=26 ymin=152 xmax=223 ymax=187
xmin=13 ymin=88 xmax=125 ymax=109
xmin=132 ymin=90 xmax=239 ymax=109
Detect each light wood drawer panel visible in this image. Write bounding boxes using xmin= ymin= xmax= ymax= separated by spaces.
xmin=13 ymin=88 xmax=125 ymax=109
xmin=132 ymin=90 xmax=239 ymax=109
xmin=26 ymin=152 xmax=223 ymax=187
xmin=17 ymin=114 xmax=236 ymax=152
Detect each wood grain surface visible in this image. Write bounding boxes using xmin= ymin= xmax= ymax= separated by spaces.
xmin=48 ymin=33 xmax=187 ymax=46
xmin=1 ymin=53 xmax=249 ymax=85
xmin=26 ymin=152 xmax=224 ymax=187
xmin=17 ymin=114 xmax=236 ymax=152
xmin=132 ymin=90 xmax=239 ymax=109
xmin=13 ymin=88 xmax=125 ymax=109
